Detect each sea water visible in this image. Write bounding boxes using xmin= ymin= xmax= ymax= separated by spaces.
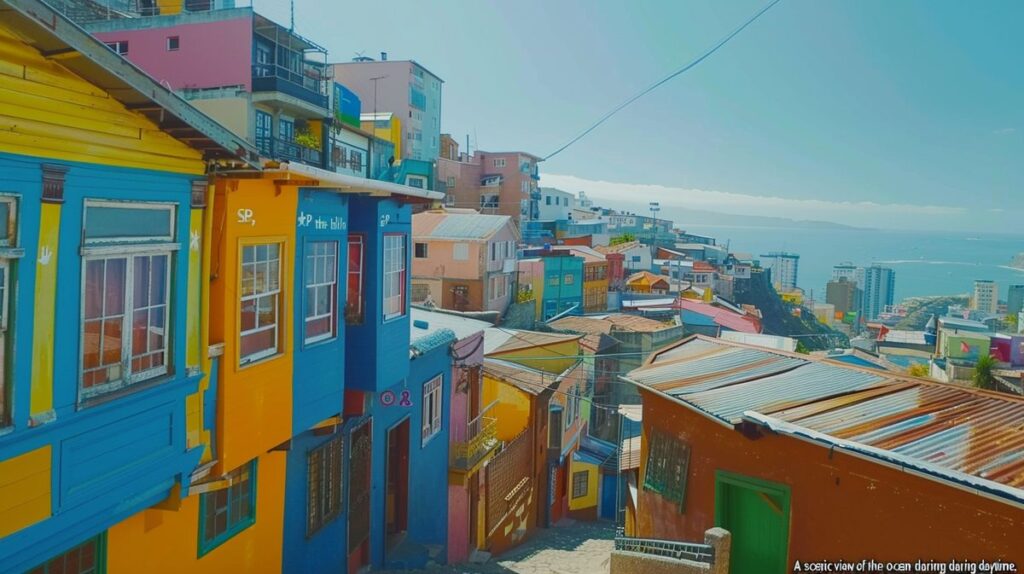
xmin=679 ymin=225 xmax=1024 ymax=302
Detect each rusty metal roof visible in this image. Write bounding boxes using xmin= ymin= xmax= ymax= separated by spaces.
xmin=483 ymin=358 xmax=584 ymax=396
xmin=625 ymin=335 xmax=1024 ymax=503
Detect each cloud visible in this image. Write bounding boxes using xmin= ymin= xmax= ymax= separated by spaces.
xmin=542 ymin=174 xmax=1021 ymax=233
xmin=993 ymin=127 xmax=1017 ymax=135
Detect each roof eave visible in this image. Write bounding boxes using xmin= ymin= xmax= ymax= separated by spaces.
xmin=0 ymin=0 xmax=260 ymax=169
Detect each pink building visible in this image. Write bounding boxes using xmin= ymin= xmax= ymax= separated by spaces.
xmin=85 ymin=8 xmax=332 ymax=168
xmin=437 ymin=137 xmax=542 ymax=224
xmin=412 ymin=210 xmax=520 ymax=313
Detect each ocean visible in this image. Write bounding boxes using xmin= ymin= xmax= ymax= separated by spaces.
xmin=677 ymin=224 xmax=1024 ymax=303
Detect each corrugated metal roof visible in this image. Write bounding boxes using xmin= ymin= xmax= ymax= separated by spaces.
xmin=628 ymin=336 xmax=1024 ymax=497
xmin=774 ymin=383 xmax=1024 ymax=488
xmin=485 ymin=328 xmax=581 ymax=355
xmin=685 ymin=362 xmax=886 ymax=423
xmin=411 ymin=308 xmax=490 ymax=341
xmin=413 ymin=211 xmax=512 ymax=241
xmin=483 ymin=358 xmax=552 ymax=396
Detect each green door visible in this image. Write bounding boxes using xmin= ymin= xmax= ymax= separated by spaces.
xmin=715 ymin=471 xmax=790 ymax=574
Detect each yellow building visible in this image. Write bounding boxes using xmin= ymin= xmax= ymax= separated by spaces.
xmin=361 ymin=112 xmax=402 ymax=161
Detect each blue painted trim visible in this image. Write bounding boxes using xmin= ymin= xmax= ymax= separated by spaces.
xmin=197 ymin=459 xmax=258 ymax=558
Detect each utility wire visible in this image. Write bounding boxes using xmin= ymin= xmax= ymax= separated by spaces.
xmin=542 ymin=0 xmax=784 ymax=162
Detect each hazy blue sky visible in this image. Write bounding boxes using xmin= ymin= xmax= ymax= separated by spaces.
xmin=259 ymin=0 xmax=1022 ymax=231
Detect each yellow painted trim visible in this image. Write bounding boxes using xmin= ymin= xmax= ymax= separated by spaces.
xmin=29 ymin=202 xmax=60 ymax=419
xmin=0 ymin=445 xmax=51 ymax=538
xmin=186 ymin=208 xmax=203 ymax=370
xmin=198 ymin=186 xmax=215 ymax=464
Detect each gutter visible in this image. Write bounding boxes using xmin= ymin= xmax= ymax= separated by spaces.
xmin=742 ymin=410 xmax=1024 ymax=509
xmin=267 ymin=161 xmax=444 ymax=201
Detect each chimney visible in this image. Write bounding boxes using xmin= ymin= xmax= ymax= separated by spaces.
xmin=381 ymin=51 xmax=388 ymax=61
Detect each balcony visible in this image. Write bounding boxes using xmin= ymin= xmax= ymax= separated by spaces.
xmin=450 ymin=404 xmax=499 ymax=472
xmin=252 ymin=63 xmax=329 ymax=110
xmin=256 ymin=136 xmax=321 ymax=166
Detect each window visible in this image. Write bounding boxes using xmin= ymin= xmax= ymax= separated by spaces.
xmin=545 ymin=196 xmax=552 ymax=206
xmin=166 ymin=36 xmax=179 ymax=51
xmin=280 ymin=118 xmax=295 ymax=143
xmin=421 ymin=375 xmax=442 ymax=445
xmin=564 ymin=274 xmax=575 ymax=285
xmin=0 ymin=196 xmax=16 ymax=246
xmin=572 ymin=470 xmax=589 ymax=499
xmin=452 ymin=243 xmax=469 ymax=261
xmin=493 ymin=158 xmax=506 ymax=168
xmin=414 ymin=242 xmax=428 ymax=258
xmin=446 ymin=176 xmax=456 ymax=188
xmin=407 ymin=176 xmax=425 ymax=189
xmin=255 ymin=110 xmax=273 ymax=155
xmin=240 ymin=243 xmax=282 ymax=364
xmin=26 ymin=534 xmax=106 ymax=574
xmin=304 ymin=241 xmax=338 ymax=344
xmin=563 ymin=197 xmax=569 ymax=206
xmin=333 ymin=146 xmax=347 ymax=170
xmin=105 ymin=40 xmax=128 ymax=55
xmin=383 ymin=234 xmax=406 ymax=320
xmin=565 ymin=384 xmax=576 ymax=428
xmin=199 ymin=461 xmax=256 ymax=556
xmin=81 ymin=201 xmax=175 ymax=399
xmin=350 ymin=150 xmax=363 ymax=172
xmin=307 ymin=436 xmax=343 ymax=537
xmin=346 ymin=235 xmax=364 ymax=324
xmin=642 ymin=429 xmax=691 ymax=510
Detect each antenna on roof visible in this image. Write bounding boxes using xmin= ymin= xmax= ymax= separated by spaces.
xmin=289 ymin=0 xmax=294 ymax=31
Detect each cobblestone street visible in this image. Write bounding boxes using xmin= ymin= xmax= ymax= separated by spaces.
xmin=376 ymin=520 xmax=616 ymax=574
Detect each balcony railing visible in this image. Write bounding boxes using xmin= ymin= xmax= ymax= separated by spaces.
xmin=256 ymin=136 xmax=321 ymax=166
xmin=450 ymin=404 xmax=499 ymax=471
xmin=613 ymin=536 xmax=715 ymax=564
xmin=252 ymin=64 xmax=329 ymax=110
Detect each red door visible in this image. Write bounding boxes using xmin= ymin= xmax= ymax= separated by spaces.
xmin=348 ymin=419 xmax=372 ymax=572
xmin=386 ymin=419 xmax=410 ymax=550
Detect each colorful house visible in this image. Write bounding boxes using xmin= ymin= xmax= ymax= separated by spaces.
xmin=622 ymin=336 xmax=1024 ymax=569
xmin=625 ymin=271 xmax=671 ymax=294
xmin=521 ymin=248 xmax=584 ymax=320
xmin=85 ymin=5 xmax=333 ymax=170
xmin=552 ymin=246 xmax=608 ymax=313
xmin=517 ymin=257 xmax=546 ymax=319
xmin=411 ymin=210 xmax=519 ymax=313
xmin=0 ymin=3 xmax=255 ymax=572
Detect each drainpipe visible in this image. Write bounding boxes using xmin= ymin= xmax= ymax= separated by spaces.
xmin=321 ymin=116 xmax=333 ymax=171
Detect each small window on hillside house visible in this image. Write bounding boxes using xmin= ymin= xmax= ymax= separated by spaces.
xmin=383 ymin=234 xmax=406 ymax=320
xmin=26 ymin=534 xmax=106 ymax=574
xmin=414 ymin=242 xmax=428 ymax=258
xmin=240 ymin=243 xmax=282 ymax=364
xmin=167 ymin=36 xmax=179 ymax=51
xmin=106 ymin=41 xmax=128 ymax=55
xmin=304 ymin=241 xmax=337 ymax=344
xmin=422 ymin=375 xmax=442 ymax=444
xmin=642 ymin=429 xmax=691 ymax=510
xmin=572 ymin=470 xmax=589 ymax=499
xmin=199 ymin=462 xmax=256 ymax=556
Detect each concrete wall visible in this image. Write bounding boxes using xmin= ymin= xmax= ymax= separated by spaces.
xmin=610 ymin=528 xmax=730 ymax=574
xmin=190 ymin=97 xmax=251 ymax=140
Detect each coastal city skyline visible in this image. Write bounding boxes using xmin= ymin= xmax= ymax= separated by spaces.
xmin=0 ymin=1 xmax=1020 ymax=573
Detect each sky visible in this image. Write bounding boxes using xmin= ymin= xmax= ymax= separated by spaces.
xmin=257 ymin=0 xmax=1023 ymax=232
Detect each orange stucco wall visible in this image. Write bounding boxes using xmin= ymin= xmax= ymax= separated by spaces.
xmin=106 ymin=452 xmax=286 ymax=573
xmin=637 ymin=389 xmax=1024 ymax=562
xmin=210 ymin=177 xmax=297 ymax=472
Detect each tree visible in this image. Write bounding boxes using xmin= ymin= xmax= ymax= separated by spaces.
xmin=795 ymin=340 xmax=810 ymax=354
xmin=610 ymin=233 xmax=636 ymax=246
xmin=973 ymin=354 xmax=997 ymax=391
xmin=907 ymin=363 xmax=930 ymax=378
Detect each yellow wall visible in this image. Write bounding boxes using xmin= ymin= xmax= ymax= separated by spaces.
xmin=28 ymin=202 xmax=59 ymax=420
xmin=489 ymin=339 xmax=580 ymax=374
xmin=0 ymin=22 xmax=204 ymax=175
xmin=360 ymin=117 xmax=402 ymax=160
xmin=568 ymin=458 xmax=599 ymax=511
xmin=107 ymin=452 xmax=286 ymax=574
xmin=210 ymin=177 xmax=297 ymax=473
xmin=0 ymin=446 xmax=51 ymax=538
xmin=482 ymin=374 xmax=532 ymax=442
xmin=191 ymin=98 xmax=250 ymax=141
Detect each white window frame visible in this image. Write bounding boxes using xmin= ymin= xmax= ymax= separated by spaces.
xmin=0 ymin=196 xmax=17 ymax=247
xmin=382 ymin=233 xmax=406 ymax=321
xmin=304 ymin=241 xmax=338 ymax=345
xmin=80 ymin=200 xmax=176 ymax=401
xmin=493 ymin=158 xmax=506 ymax=168
xmin=167 ymin=36 xmax=179 ymax=51
xmin=421 ymin=375 xmax=442 ymax=445
xmin=239 ymin=242 xmax=283 ymax=365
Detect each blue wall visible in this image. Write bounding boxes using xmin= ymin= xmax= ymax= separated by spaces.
xmin=0 ymin=153 xmax=201 ymax=572
xmin=292 ymin=189 xmax=348 ymax=435
xmin=368 ymin=342 xmax=450 ymax=569
xmin=536 ymin=255 xmax=584 ymax=318
xmin=344 ymin=197 xmax=411 ymax=393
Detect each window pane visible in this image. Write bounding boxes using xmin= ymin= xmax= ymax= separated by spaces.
xmin=0 ymin=202 xmax=9 ymax=240
xmin=105 ymin=258 xmax=126 ymax=315
xmin=85 ymin=204 xmax=172 ymax=240
xmin=241 ymin=330 xmax=274 ymax=358
xmin=132 ymin=309 xmax=149 ymax=354
xmin=84 ymin=260 xmax=105 ymax=319
xmin=150 ymin=255 xmax=167 ymax=304
xmin=240 ymin=299 xmax=256 ymax=331
xmin=257 ymin=294 xmax=276 ymax=327
xmin=268 ymin=259 xmax=280 ymax=291
xmin=133 ymin=255 xmax=150 ymax=308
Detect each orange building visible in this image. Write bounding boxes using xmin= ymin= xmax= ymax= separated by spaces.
xmin=621 ymin=336 xmax=1024 ymax=573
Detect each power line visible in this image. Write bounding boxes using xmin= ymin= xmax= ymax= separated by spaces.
xmin=542 ymin=0 xmax=784 ymax=162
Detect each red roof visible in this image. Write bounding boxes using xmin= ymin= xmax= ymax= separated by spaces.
xmin=679 ymin=299 xmax=760 ymax=334
xmin=693 ymin=261 xmax=717 ymax=273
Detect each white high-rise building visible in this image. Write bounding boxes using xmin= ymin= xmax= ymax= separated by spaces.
xmin=861 ymin=265 xmax=896 ymax=321
xmin=972 ymin=280 xmax=999 ymax=314
xmin=761 ymin=252 xmax=800 ymax=291
xmin=832 ymin=263 xmax=858 ymax=282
